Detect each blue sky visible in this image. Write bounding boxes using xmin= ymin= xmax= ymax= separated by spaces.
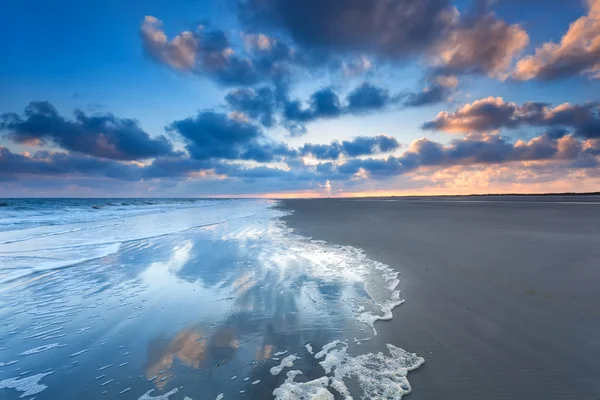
xmin=1 ymin=0 xmax=599 ymax=197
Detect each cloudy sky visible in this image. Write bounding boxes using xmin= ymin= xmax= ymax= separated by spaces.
xmin=1 ymin=0 xmax=599 ymax=197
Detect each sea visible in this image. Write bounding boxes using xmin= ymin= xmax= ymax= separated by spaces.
xmin=0 ymin=199 xmax=423 ymax=399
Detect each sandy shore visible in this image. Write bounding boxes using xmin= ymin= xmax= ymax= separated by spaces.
xmin=280 ymin=197 xmax=600 ymax=399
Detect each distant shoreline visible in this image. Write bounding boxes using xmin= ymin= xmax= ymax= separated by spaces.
xmin=273 ymin=192 xmax=600 ymax=200
xmin=1 ymin=192 xmax=599 ymax=201
xmin=344 ymin=192 xmax=600 ymax=199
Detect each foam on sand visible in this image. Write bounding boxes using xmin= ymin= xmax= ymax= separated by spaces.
xmin=253 ymin=211 xmax=410 ymax=334
xmin=272 ymin=371 xmax=333 ymax=400
xmin=270 ymin=354 xmax=299 ymax=376
xmin=305 ymin=344 xmax=313 ymax=354
xmin=0 ymin=370 xmax=54 ymax=398
xmin=317 ymin=340 xmax=424 ymax=399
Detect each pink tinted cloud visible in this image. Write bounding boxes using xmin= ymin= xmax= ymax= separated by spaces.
xmin=513 ymin=0 xmax=600 ymax=80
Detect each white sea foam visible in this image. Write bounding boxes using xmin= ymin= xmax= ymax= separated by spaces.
xmin=69 ymin=349 xmax=90 ymax=357
xmin=241 ymin=210 xmax=409 ymax=334
xmin=305 ymin=344 xmax=313 ymax=354
xmin=272 ymin=371 xmax=333 ymax=400
xmin=317 ymin=340 xmax=424 ymax=399
xmin=273 ymin=350 xmax=288 ymax=356
xmin=0 ymin=371 xmax=54 ymax=398
xmin=138 ymin=388 xmax=179 ymax=400
xmin=270 ymin=354 xmax=299 ymax=376
xmin=315 ymin=340 xmax=342 ymax=360
xmin=20 ymin=343 xmax=62 ymax=356
xmin=215 ymin=394 xmax=224 ymax=400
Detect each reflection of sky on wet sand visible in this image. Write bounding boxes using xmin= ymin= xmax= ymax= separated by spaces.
xmin=0 ymin=204 xmax=406 ymax=399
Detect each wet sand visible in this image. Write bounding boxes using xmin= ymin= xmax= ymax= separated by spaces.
xmin=280 ymin=197 xmax=600 ymax=399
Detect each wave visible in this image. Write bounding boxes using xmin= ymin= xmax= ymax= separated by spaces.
xmin=0 ymin=198 xmax=235 ymax=232
xmin=0 ymin=200 xmax=269 ymax=285
xmin=0 ymin=243 xmax=121 ymax=285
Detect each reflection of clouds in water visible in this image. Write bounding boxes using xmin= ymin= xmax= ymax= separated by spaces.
xmin=0 ymin=201 xmax=414 ymax=399
xmin=143 ymin=241 xmax=193 ymax=277
xmin=233 ymin=273 xmax=257 ymax=298
xmin=256 ymin=344 xmax=273 ymax=361
xmin=135 ymin=207 xmax=409 ymax=396
xmin=145 ymin=326 xmax=240 ymax=390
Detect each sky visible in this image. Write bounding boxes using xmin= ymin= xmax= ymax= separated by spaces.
xmin=1 ymin=0 xmax=599 ymax=197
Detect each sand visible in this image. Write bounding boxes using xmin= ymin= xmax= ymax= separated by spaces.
xmin=280 ymin=197 xmax=600 ymax=399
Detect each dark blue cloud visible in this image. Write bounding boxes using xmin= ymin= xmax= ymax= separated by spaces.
xmin=284 ymin=87 xmax=342 ymax=123
xmin=402 ymin=83 xmax=453 ymax=107
xmin=220 ymin=79 xmax=453 ymax=135
xmin=300 ymin=135 xmax=400 ymax=160
xmin=0 ymin=101 xmax=175 ymax=161
xmin=225 ymin=87 xmax=277 ymax=127
xmin=236 ymin=0 xmax=529 ymax=80
xmin=167 ymin=111 xmax=295 ymax=161
xmin=0 ymin=146 xmax=143 ymax=180
xmin=346 ymin=83 xmax=391 ymax=113
xmin=237 ymin=0 xmax=455 ymax=61
xmin=281 ymin=82 xmax=452 ymax=132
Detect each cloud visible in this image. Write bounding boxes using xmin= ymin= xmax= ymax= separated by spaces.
xmin=342 ymin=56 xmax=373 ymax=76
xmin=402 ymin=82 xmax=454 ymax=107
xmin=225 ymin=87 xmax=277 ymax=127
xmin=2 ymin=127 xmax=598 ymax=197
xmin=141 ymin=16 xmax=197 ymax=70
xmin=284 ymin=87 xmax=342 ymax=123
xmin=300 ymin=135 xmax=400 ymax=160
xmin=422 ymin=97 xmax=600 ymax=138
xmin=167 ymin=110 xmax=295 ymax=161
xmin=331 ymin=131 xmax=598 ymax=179
xmin=513 ymin=0 xmax=600 ymax=80
xmin=0 ymin=146 xmax=143 ymax=180
xmin=346 ymin=83 xmax=391 ymax=113
xmin=281 ymin=81 xmax=455 ymax=131
xmin=0 ymin=101 xmax=175 ymax=160
xmin=431 ymin=10 xmax=529 ymax=79
xmin=237 ymin=0 xmax=528 ymax=79
xmin=141 ymin=16 xmax=295 ymax=86
xmin=237 ymin=0 xmax=457 ymax=60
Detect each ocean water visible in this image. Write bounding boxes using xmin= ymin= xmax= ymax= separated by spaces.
xmin=0 ymin=199 xmax=422 ymax=399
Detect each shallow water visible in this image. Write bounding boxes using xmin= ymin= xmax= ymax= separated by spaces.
xmin=0 ymin=199 xmax=422 ymax=399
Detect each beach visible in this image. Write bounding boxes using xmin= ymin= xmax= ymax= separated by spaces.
xmin=0 ymin=197 xmax=598 ymax=399
xmin=280 ymin=196 xmax=600 ymax=399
